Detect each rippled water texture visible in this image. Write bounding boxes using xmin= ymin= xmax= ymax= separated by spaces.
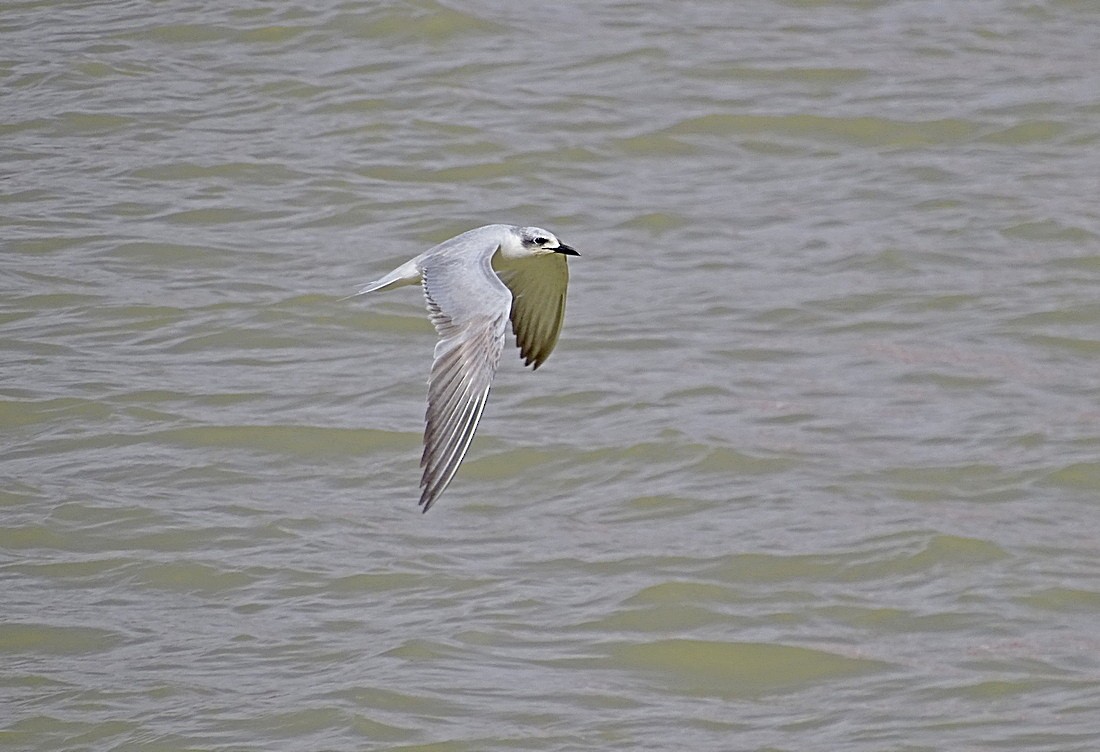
xmin=4 ymin=1 xmax=1100 ymax=750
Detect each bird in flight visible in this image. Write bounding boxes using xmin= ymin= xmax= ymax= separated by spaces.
xmin=350 ymin=224 xmax=579 ymax=512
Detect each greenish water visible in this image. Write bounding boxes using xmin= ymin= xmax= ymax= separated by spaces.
xmin=3 ymin=1 xmax=1100 ymax=750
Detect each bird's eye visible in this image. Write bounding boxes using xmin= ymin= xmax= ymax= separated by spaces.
xmin=533 ymin=237 xmax=549 ymax=245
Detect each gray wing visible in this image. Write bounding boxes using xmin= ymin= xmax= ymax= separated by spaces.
xmin=494 ymin=253 xmax=570 ymax=369
xmin=418 ymin=249 xmax=512 ymax=512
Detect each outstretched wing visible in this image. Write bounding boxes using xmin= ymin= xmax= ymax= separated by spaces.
xmin=418 ymin=251 xmax=512 ymax=512
xmin=494 ymin=253 xmax=570 ymax=369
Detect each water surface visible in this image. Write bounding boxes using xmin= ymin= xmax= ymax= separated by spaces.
xmin=4 ymin=1 xmax=1100 ymax=750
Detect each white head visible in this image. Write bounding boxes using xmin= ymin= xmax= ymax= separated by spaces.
xmin=498 ymin=225 xmax=580 ymax=260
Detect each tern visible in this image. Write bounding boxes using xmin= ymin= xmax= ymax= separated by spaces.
xmin=351 ymin=224 xmax=579 ymax=512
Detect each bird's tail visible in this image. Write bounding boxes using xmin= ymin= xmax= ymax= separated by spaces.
xmin=341 ymin=258 xmax=422 ymax=301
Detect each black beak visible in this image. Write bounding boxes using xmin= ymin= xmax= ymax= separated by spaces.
xmin=555 ymin=243 xmax=580 ymax=257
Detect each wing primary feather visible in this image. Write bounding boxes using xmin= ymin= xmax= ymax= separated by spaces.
xmin=428 ymin=392 xmax=485 ymax=485
xmin=419 ymin=386 xmax=490 ymax=511
xmin=423 ymin=377 xmax=477 ymax=461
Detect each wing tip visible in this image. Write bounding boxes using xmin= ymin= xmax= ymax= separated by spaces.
xmin=418 ymin=472 xmax=443 ymax=512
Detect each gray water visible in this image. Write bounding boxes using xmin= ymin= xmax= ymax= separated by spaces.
xmin=4 ymin=1 xmax=1100 ymax=750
